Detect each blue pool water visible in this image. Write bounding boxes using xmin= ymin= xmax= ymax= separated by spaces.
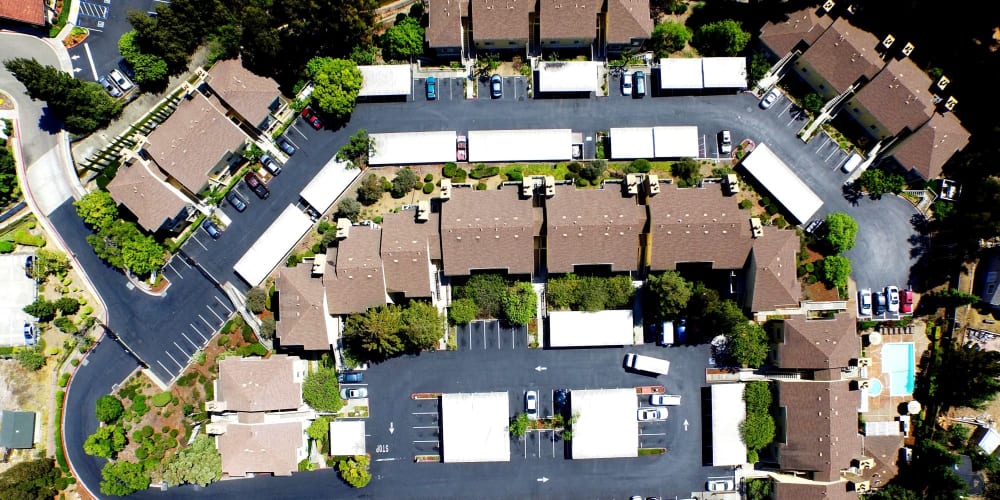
xmin=882 ymin=342 xmax=915 ymax=396
xmin=868 ymin=378 xmax=883 ymax=396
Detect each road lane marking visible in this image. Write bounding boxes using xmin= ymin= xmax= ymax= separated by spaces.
xmin=639 ymin=432 xmax=666 ymax=436
xmin=412 ymin=440 xmax=438 ymax=443
xmin=181 ymin=332 xmax=198 ymax=348
xmin=207 ymin=305 xmax=225 ymax=323
xmin=214 ymin=295 xmax=233 ymax=313
xmin=83 ymin=43 xmax=98 ymax=80
xmin=165 ymin=350 xmax=184 ymax=369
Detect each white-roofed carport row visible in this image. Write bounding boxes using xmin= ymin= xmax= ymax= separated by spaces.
xmin=358 ymin=64 xmax=412 ymax=97
xmin=659 ymin=58 xmax=703 ymax=90
xmin=610 ymin=128 xmax=655 ymax=160
xmin=441 ymin=392 xmax=511 ymax=463
xmin=652 ymin=126 xmax=699 ymax=158
xmin=299 ymin=158 xmax=360 ymax=214
xmin=548 ymin=310 xmax=637 ymax=347
xmin=537 ymin=61 xmax=601 ymax=93
xmin=468 ymin=129 xmax=573 ymax=163
xmin=570 ymin=389 xmax=638 ymax=459
xmin=711 ymin=383 xmax=747 ymax=466
xmin=740 ymin=143 xmax=824 ymax=223
xmin=0 ymin=255 xmax=36 ymax=347
xmin=658 ymin=57 xmax=747 ymax=90
xmin=369 ymin=131 xmax=458 ymax=166
xmin=328 ymin=420 xmax=366 ymax=456
xmin=233 ymin=205 xmax=314 ymax=286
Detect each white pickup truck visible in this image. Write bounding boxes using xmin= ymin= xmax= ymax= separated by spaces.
xmin=623 ymin=353 xmax=670 ymax=376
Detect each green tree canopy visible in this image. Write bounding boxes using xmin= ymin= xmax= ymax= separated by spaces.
xmin=100 ymin=460 xmax=150 ymax=496
xmin=343 ymin=304 xmax=406 ymax=360
xmin=23 ymin=298 xmax=57 ymax=322
xmin=546 ymin=274 xmax=634 ymax=311
xmin=743 ymin=380 xmax=772 ymax=414
xmin=740 ymin=411 xmax=776 ymax=450
xmin=0 ymin=146 xmax=17 ymax=208
xmin=356 ymin=174 xmax=384 ymax=205
xmin=390 ymin=167 xmax=420 ymax=198
xmin=856 ymin=168 xmax=905 ymax=199
xmin=31 ymin=249 xmax=70 ymax=280
xmin=306 ymin=57 xmax=363 ymax=121
xmin=84 ymin=424 xmax=127 ymax=458
xmin=337 ymin=455 xmax=371 ymax=488
xmin=645 ymin=271 xmax=693 ymax=320
xmin=455 ymin=274 xmax=510 ymax=319
xmin=336 ymin=198 xmax=362 ymax=221
xmin=448 ymin=297 xmax=477 ymax=325
xmin=118 ymin=30 xmax=169 ymax=85
xmin=336 ymin=129 xmax=373 ymax=169
xmin=821 ymin=255 xmax=851 ymax=292
xmin=4 ymin=58 xmax=123 ymax=134
xmin=730 ymin=322 xmax=769 ymax=368
xmin=938 ymin=342 xmax=1000 ymax=409
xmin=692 ymin=19 xmax=750 ymax=56
xmin=86 ymin=220 xmax=165 ymax=276
xmin=55 ymin=297 xmax=80 ymax=315
xmin=747 ymin=53 xmax=770 ymax=88
xmin=246 ymin=287 xmax=267 ymax=313
xmin=651 ymin=21 xmax=692 ymax=56
xmin=503 ymin=282 xmax=537 ymax=325
xmin=0 ymin=458 xmax=62 ymax=500
xmin=401 ymin=300 xmax=445 ymax=350
xmin=383 ymin=16 xmax=424 ymax=60
xmin=306 ymin=416 xmax=329 ymax=441
xmin=74 ymin=191 xmax=119 ymax=230
xmin=302 ymin=368 xmax=344 ymax=412
xmin=161 ymin=435 xmax=222 ymax=487
xmin=823 ymin=212 xmax=859 ymax=254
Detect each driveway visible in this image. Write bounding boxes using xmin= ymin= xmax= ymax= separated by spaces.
xmin=68 ymin=0 xmax=159 ymax=82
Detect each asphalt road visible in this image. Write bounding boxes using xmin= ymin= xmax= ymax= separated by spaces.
xmin=68 ymin=0 xmax=158 ymax=82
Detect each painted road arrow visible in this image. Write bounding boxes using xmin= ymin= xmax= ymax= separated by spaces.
xmin=389 ymin=422 xmax=395 ymax=434
xmin=534 ymin=366 xmax=547 ymax=372
xmin=683 ymin=419 xmax=689 ymax=431
xmin=537 ymin=477 xmax=549 ymax=483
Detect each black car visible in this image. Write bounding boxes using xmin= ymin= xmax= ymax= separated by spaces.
xmin=24 ymin=255 xmax=33 ymax=278
xmin=277 ymin=138 xmax=296 ymax=156
xmin=337 ymin=371 xmax=363 ymax=383
xmin=226 ymin=191 xmax=247 ymax=212
xmin=490 ymin=74 xmax=502 ymax=99
xmin=202 ymin=219 xmax=222 ymax=239
xmin=554 ymin=389 xmax=569 ymax=415
xmin=244 ymin=172 xmax=270 ymax=199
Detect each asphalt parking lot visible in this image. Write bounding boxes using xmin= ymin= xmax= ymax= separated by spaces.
xmin=476 ymin=75 xmax=529 ymax=101
xmin=455 ymin=320 xmax=529 ymax=351
xmin=414 ymin=76 xmax=466 ymax=101
xmin=69 ymin=0 xmax=158 ymax=82
xmin=0 ymin=254 xmax=36 ymax=346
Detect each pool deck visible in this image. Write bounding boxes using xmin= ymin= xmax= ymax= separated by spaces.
xmin=862 ymin=322 xmax=928 ymax=422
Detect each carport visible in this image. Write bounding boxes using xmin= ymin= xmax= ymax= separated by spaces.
xmin=710 ymin=383 xmax=747 ymax=466
xmin=369 ymin=131 xmax=458 ymax=166
xmin=0 ymin=254 xmax=35 ymax=346
xmin=702 ymin=57 xmax=748 ymax=89
xmin=658 ymin=58 xmax=704 ymax=90
xmin=233 ymin=205 xmax=314 ymax=286
xmin=547 ymin=310 xmax=637 ymax=347
xmin=610 ymin=127 xmax=655 ymax=160
xmin=536 ymin=61 xmax=601 ymax=94
xmin=299 ymin=158 xmax=360 ymax=214
xmin=467 ymin=129 xmax=573 ymax=163
xmin=570 ymin=389 xmax=638 ymax=459
xmin=441 ymin=392 xmax=511 ymax=463
xmin=740 ymin=143 xmax=824 ymax=223
xmin=328 ymin=420 xmax=366 ymax=456
xmin=653 ymin=126 xmax=700 ymax=158
xmin=358 ymin=64 xmax=412 ymax=97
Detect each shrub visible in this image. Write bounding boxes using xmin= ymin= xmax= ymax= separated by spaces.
xmin=24 ymin=298 xmax=57 ymax=322
xmin=302 ymin=368 xmax=343 ymax=412
xmin=627 ymin=158 xmax=651 ymax=173
xmin=217 ymin=334 xmax=229 ymax=346
xmin=246 ymin=287 xmax=267 ymax=313
xmin=476 ymin=182 xmax=487 ymax=190
xmin=151 ymin=392 xmax=172 ymax=407
xmin=261 ymin=317 xmax=276 ymax=339
xmin=451 ymin=168 xmax=468 ymax=183
xmin=449 ymin=298 xmax=477 ymax=325
xmin=470 ymin=164 xmax=500 ymax=179
xmin=53 ymin=316 xmax=76 ymax=333
xmin=504 ymin=168 xmax=523 ymax=181
xmin=58 ymin=373 xmax=70 ymax=387
xmin=96 ymin=395 xmax=124 ymax=424
xmin=15 ymin=348 xmax=45 ymax=370
xmin=566 ymin=162 xmax=582 ymax=173
xmin=739 ymin=199 xmax=752 ymax=210
xmin=442 ymin=162 xmax=458 ymax=178
xmin=574 ymin=176 xmax=589 ymax=187
xmin=390 ymin=167 xmax=420 ymax=198
xmin=423 ymin=173 xmax=433 ymax=182
xmin=422 ymin=182 xmax=434 ymax=194
xmin=12 ymin=229 xmax=45 ymax=246
xmin=0 ymin=241 xmax=13 ymax=253
xmin=317 ymin=220 xmax=332 ymax=234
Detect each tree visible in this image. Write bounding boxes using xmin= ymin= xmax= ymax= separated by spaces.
xmin=84 ymin=424 xmax=126 ymax=458
xmin=32 ymin=248 xmax=70 ymax=280
xmin=509 ymin=413 xmax=529 ymax=437
xmin=645 ymin=271 xmax=693 ymax=320
xmin=740 ymin=412 xmax=776 ymax=451
xmin=730 ymin=322 xmax=769 ymax=368
xmin=302 ymin=368 xmax=344 ymax=412
xmin=650 ymin=21 xmax=692 ymax=56
xmin=356 ymin=174 xmax=384 ymax=205
xmin=823 ymin=212 xmax=859 ymax=254
xmin=748 ymin=53 xmax=770 ymax=87
xmin=306 ymin=57 xmax=363 ymax=121
xmin=336 ymin=198 xmax=362 ymax=221
xmin=74 ymin=191 xmax=119 ymax=230
xmin=118 ymin=30 xmax=169 ymax=85
xmin=55 ymin=297 xmax=80 ymax=315
xmin=856 ymin=168 xmax=905 ymax=199
xmin=100 ymin=460 xmax=150 ymax=496
xmin=503 ymin=282 xmax=537 ymax=325
xmin=578 ymin=161 xmax=604 ymax=182
xmin=670 ymin=158 xmax=702 ymax=186
xmin=161 ymin=435 xmax=222 ymax=487
xmin=344 ymin=304 xmax=407 ymax=360
xmin=4 ymin=58 xmax=123 ymax=134
xmin=15 ymin=348 xmax=45 ymax=371
xmin=455 ymin=274 xmax=509 ymax=319
xmin=448 ymin=298 xmax=477 ymax=325
xmin=0 ymin=458 xmax=62 ymax=500
xmin=337 ymin=455 xmax=371 ymax=488
xmin=246 ymin=287 xmax=267 ymax=313
xmin=938 ymin=343 xmax=1000 ymax=409
xmin=96 ymin=395 xmax=125 ymax=423
xmin=260 ymin=316 xmax=276 ymax=339
xmin=86 ymin=220 xmax=165 ymax=276
xmin=0 ymin=147 xmax=18 ymax=208
xmin=402 ymin=300 xmax=445 ymax=350
xmin=821 ymin=255 xmax=851 ymax=292
xmin=23 ymin=298 xmax=57 ymax=321
xmin=306 ymin=416 xmax=329 ymax=442
xmin=924 ymin=287 xmax=981 ymax=309
xmin=390 ymin=167 xmax=420 ymax=198
xmin=743 ymin=381 xmax=771 ymax=413
xmin=336 ymin=129 xmax=373 ymax=168
xmin=383 ymin=16 xmax=424 ymax=61
xmin=692 ymin=19 xmax=751 ymax=57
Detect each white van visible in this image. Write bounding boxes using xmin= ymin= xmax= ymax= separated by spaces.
xmin=659 ymin=321 xmax=674 ymax=346
xmin=650 ymin=394 xmax=681 ymax=406
xmin=841 ymin=153 xmax=863 ymax=173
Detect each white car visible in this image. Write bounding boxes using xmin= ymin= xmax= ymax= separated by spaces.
xmin=637 ymin=408 xmax=667 ymax=421
xmin=649 ymin=394 xmax=681 ymax=406
xmin=859 ymin=288 xmax=873 ymax=316
xmin=340 ymin=387 xmax=368 ymax=399
xmin=525 ymin=390 xmax=538 ymax=420
xmin=109 ymin=69 xmax=134 ymax=91
xmin=760 ymin=88 xmax=780 ymax=109
xmin=621 ymin=73 xmax=633 ymax=96
xmin=707 ymin=479 xmax=734 ymax=491
xmin=718 ymin=130 xmax=732 ymax=155
xmin=886 ymin=286 xmax=900 ymax=313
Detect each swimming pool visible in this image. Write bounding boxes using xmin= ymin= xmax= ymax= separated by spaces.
xmin=882 ymin=342 xmax=915 ymax=396
xmin=868 ymin=378 xmax=883 ymax=396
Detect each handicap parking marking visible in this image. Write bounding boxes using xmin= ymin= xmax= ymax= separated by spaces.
xmin=79 ymin=2 xmax=110 ymax=19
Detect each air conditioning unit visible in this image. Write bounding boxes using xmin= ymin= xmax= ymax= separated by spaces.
xmin=944 ymin=96 xmax=958 ymax=111
xmin=646 ymin=174 xmax=660 ymax=196
xmin=881 ymin=34 xmax=895 ymax=49
xmin=858 ymin=379 xmax=871 ymax=390
xmin=859 ymin=457 xmax=876 ymax=470
xmin=416 ymin=200 xmax=430 ymax=222
xmin=937 ymin=75 xmax=950 ymax=91
xmin=857 ymin=357 xmax=872 ymax=367
xmin=625 ymin=173 xmax=640 ymax=195
xmin=822 ymin=0 xmax=835 ymax=12
xmin=440 ymin=178 xmax=452 ymax=200
xmin=750 ymin=218 xmax=763 ymax=238
xmin=901 ymin=42 xmax=915 ymax=57
xmin=336 ymin=218 xmax=352 ymax=239
xmin=852 ymin=481 xmax=871 ymax=493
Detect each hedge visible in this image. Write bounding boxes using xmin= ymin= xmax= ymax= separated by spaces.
xmin=469 ymin=164 xmax=500 ymax=179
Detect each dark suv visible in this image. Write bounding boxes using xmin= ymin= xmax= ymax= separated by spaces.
xmin=244 ymin=172 xmax=270 ymax=199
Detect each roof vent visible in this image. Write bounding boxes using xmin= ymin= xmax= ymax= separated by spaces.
xmin=522 ymin=177 xmax=533 ymax=197
xmin=822 ymin=0 xmax=835 ymax=12
xmin=881 ymin=34 xmax=895 ymax=49
xmin=544 ymin=176 xmax=555 ymax=197
xmin=944 ymin=96 xmax=957 ymax=111
xmin=936 ymin=75 xmax=950 ymax=91
xmin=900 ymin=42 xmax=915 ymax=57
xmin=852 ymin=481 xmax=871 ymax=493
xmin=625 ymin=173 xmax=640 ymax=195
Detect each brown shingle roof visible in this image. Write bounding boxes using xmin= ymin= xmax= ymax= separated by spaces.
xmin=441 ymin=187 xmax=535 ymax=276
xmin=144 ymin=93 xmax=248 ymax=193
xmin=546 ymin=185 xmax=644 ymax=273
xmin=778 ymin=313 xmax=858 ymax=370
xmin=778 ymin=380 xmax=863 ymax=481
xmin=749 ymin=227 xmax=801 ymax=312
xmin=324 ymin=226 xmax=387 ymax=315
xmin=758 ymin=7 xmax=833 ymax=57
xmin=216 ymin=355 xmax=304 ymax=412
xmin=798 ymin=18 xmax=884 ymax=94
xmin=540 ymin=0 xmax=599 ymax=41
xmin=774 ymin=481 xmax=859 ymax=500
xmin=427 ymin=0 xmax=469 ymax=47
xmin=888 ymin=112 xmax=970 ymax=180
xmin=106 ymin=161 xmax=190 ymax=232
xmin=862 ymin=434 xmax=904 ymax=484
xmin=0 ymin=0 xmax=44 ymax=25
xmin=276 ymin=265 xmax=330 ymax=351
xmin=472 ymin=0 xmax=532 ymax=42
xmin=647 ymin=184 xmax=753 ymax=271
xmin=218 ymin=421 xmax=304 ymax=477
xmin=606 ymin=0 xmax=653 ymax=45
xmin=381 ymin=211 xmax=441 ymax=298
xmin=852 ymin=59 xmax=935 ymax=137
xmin=205 ymin=57 xmax=281 ymax=127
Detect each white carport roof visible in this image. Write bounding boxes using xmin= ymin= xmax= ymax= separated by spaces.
xmin=548 ymin=310 xmax=636 ymax=347
xmin=0 ymin=255 xmax=35 ymax=347
xmin=979 ymin=428 xmax=1000 ymax=454
xmin=441 ymin=392 xmax=511 ymax=463
xmin=702 ymin=57 xmax=747 ymax=89
xmin=653 ymin=126 xmax=699 ymax=158
xmin=659 ymin=58 xmax=704 ymax=89
xmin=328 ymin=420 xmax=366 ymax=456
xmin=299 ymin=158 xmax=359 ymax=214
xmin=234 ymin=205 xmax=314 ymax=286
xmin=537 ymin=61 xmax=600 ymax=92
xmin=468 ymin=129 xmax=573 ymax=163
xmin=369 ymin=131 xmax=458 ymax=166
xmin=740 ymin=143 xmax=824 ymax=223
xmin=610 ymin=127 xmax=655 ymax=160
xmin=359 ymin=65 xmax=412 ymax=97
xmin=571 ymin=389 xmax=638 ymax=459
xmin=711 ymin=383 xmax=747 ymax=466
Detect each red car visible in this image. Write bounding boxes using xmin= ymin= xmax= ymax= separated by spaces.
xmin=300 ymin=107 xmax=322 ymax=130
xmin=900 ymin=290 xmax=914 ymax=314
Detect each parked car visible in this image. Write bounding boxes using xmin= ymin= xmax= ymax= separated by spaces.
xmin=277 ymin=138 xmax=296 ymax=156
xmin=633 ymin=71 xmax=646 ymax=97
xmin=841 ymin=153 xmax=863 ymax=173
xmin=109 ymin=69 xmax=133 ymax=91
xmin=341 ymin=387 xmax=368 ymax=399
xmin=859 ymin=288 xmax=873 ymax=316
xmin=886 ymin=285 xmax=901 ymax=313
xmin=337 ymin=371 xmax=363 ymax=383
xmin=637 ymin=408 xmax=666 ymax=421
xmin=621 ymin=72 xmax=633 ymax=96
xmin=201 ymin=219 xmax=222 ymax=239
xmin=301 ymin=107 xmax=322 ymax=129
xmin=24 ymin=255 xmax=33 ymax=278
xmin=760 ymin=88 xmax=780 ymax=109
xmin=490 ymin=74 xmax=502 ymax=99
xmin=457 ymin=134 xmax=467 ymax=161
xmin=901 ymin=289 xmax=914 ymax=314
xmin=874 ymin=291 xmax=887 ymax=315
xmin=244 ymin=172 xmax=270 ymax=199
xmin=426 ymin=76 xmax=437 ymax=100
xmin=707 ymin=479 xmax=734 ymax=491
xmin=804 ymin=219 xmax=824 ymax=234
xmin=260 ymin=154 xmax=282 ymax=176
xmin=525 ymin=390 xmax=538 ymax=420
xmin=649 ymin=394 xmax=681 ymax=406
xmin=718 ymin=130 xmax=732 ymax=155
xmin=99 ymin=76 xmax=122 ymax=98
xmin=553 ymin=389 xmax=568 ymax=414
xmin=23 ymin=322 xmax=34 ymax=344
xmin=226 ymin=191 xmax=247 ymax=212
xmin=676 ymin=317 xmax=687 ymax=343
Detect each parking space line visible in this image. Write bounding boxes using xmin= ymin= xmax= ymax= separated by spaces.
xmin=166 ymin=262 xmax=184 ymax=279
xmin=156 ymin=360 xmax=172 ymax=375
xmin=496 ymin=322 xmax=501 ymax=350
xmin=190 ymin=323 xmax=207 ymax=339
xmin=214 ymin=295 xmax=234 ymax=314
xmin=190 ymin=233 xmax=209 ymax=251
xmin=290 ymin=123 xmax=308 ymax=140
xmin=412 ymin=425 xmax=438 ymax=429
xmin=481 ymin=322 xmax=486 ymax=350
xmin=181 ymin=332 xmax=198 ymax=349
xmin=206 ymin=305 xmax=226 ymax=324
xmin=198 ymin=314 xmax=216 ymax=331
xmin=83 ymin=43 xmax=98 ymax=80
xmin=779 ymin=100 xmax=792 ymax=115
xmin=467 ymin=325 xmax=472 ymax=350
xmin=825 ymin=149 xmax=839 ymax=163
xmin=176 ymin=256 xmax=193 ymax=268
xmin=173 ymin=341 xmax=191 ymax=355
xmin=639 ymin=432 xmax=666 ymax=436
xmin=165 ymin=350 xmax=184 ymax=369
xmin=411 ymin=412 xmax=437 ymax=415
